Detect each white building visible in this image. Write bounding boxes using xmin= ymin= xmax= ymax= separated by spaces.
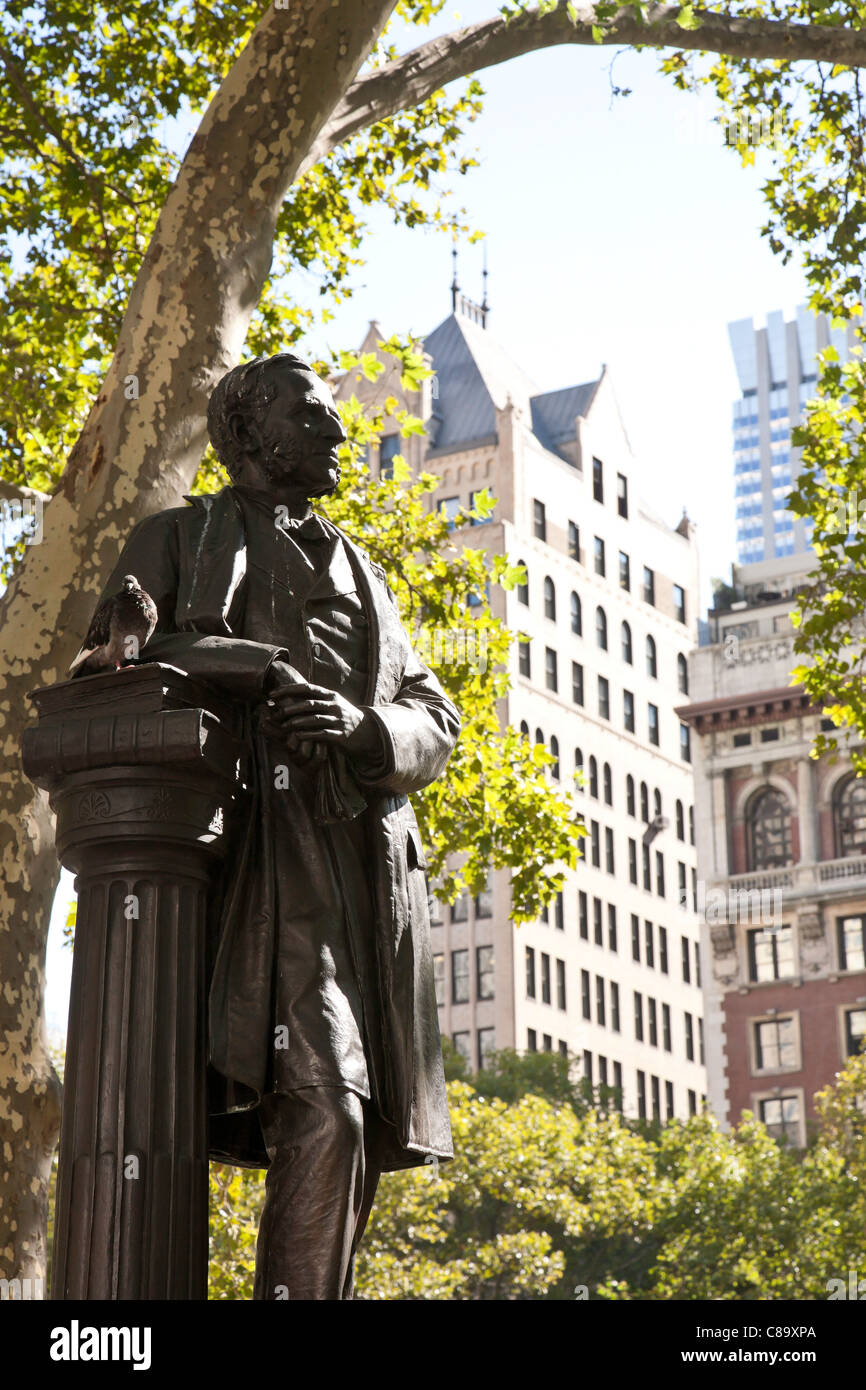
xmin=336 ymin=298 xmax=708 ymax=1121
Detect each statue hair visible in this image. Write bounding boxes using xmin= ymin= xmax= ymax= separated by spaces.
xmin=207 ymin=353 xmax=315 ymax=480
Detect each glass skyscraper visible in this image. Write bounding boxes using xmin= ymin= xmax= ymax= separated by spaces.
xmin=728 ymin=308 xmax=855 ymax=565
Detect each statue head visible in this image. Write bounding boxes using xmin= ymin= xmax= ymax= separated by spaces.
xmin=207 ymin=353 xmax=347 ymax=499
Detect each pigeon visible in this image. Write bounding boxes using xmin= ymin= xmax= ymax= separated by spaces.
xmin=68 ymin=575 xmax=158 ymax=677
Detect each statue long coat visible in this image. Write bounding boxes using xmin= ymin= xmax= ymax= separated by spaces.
xmin=95 ymin=486 xmax=460 ymax=1173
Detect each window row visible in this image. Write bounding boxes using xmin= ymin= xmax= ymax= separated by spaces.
xmin=635 ymin=1070 xmax=705 ymax=1122
xmin=434 ymin=946 xmax=495 ymax=1005
xmin=429 ymin=876 xmax=492 ymax=925
xmin=747 ymin=916 xmax=866 ymax=981
xmin=751 ymin=1007 xmax=864 ymax=1076
xmin=452 ymin=1027 xmax=496 ymax=1071
xmin=525 ymin=948 xmax=567 ymax=1008
xmin=746 ymin=775 xmax=866 ymax=871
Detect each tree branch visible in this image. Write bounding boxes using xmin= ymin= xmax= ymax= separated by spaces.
xmin=303 ymin=3 xmax=866 ymax=172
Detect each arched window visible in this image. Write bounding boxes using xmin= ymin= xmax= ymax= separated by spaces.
xmin=517 ymin=562 xmax=529 ymax=605
xmin=596 ymin=606 xmax=608 ymax=651
xmin=520 ymin=720 xmax=529 ymax=738
xmin=589 ymin=756 xmax=599 ymax=799
xmin=574 ymin=747 xmax=584 ymax=790
xmin=747 ymin=788 xmax=793 ymax=871
xmin=646 ymin=634 xmax=657 ymax=678
xmin=689 ymin=805 xmax=695 ymax=845
xmin=653 ymin=788 xmax=662 ymax=819
xmin=570 ymin=591 xmax=582 ymax=636
xmin=544 ymin=576 xmax=556 ymax=622
xmin=675 ymin=799 xmax=685 ymax=840
xmin=550 ymin=735 xmax=560 ymax=779
xmin=640 ymin=781 xmax=649 ymax=823
xmin=621 ymin=620 xmax=633 ymax=664
xmin=677 ymin=652 xmax=689 ymax=695
xmin=535 ymin=727 xmax=545 ymax=746
xmin=603 ymin=763 xmax=613 ymax=806
xmin=626 ymin=775 xmax=636 ymax=817
xmin=835 ymin=775 xmax=866 ymax=857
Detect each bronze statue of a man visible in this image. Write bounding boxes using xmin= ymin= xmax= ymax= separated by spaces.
xmin=85 ymin=353 xmax=460 ymax=1299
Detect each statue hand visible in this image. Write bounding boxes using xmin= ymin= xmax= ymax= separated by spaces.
xmin=267 ymin=681 xmax=380 ymax=758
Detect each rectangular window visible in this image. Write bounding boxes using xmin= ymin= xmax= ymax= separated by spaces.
xmin=623 ymin=690 xmax=635 ymax=733
xmin=684 ymin=1011 xmax=694 ymax=1061
xmin=759 ymin=1095 xmax=800 ymax=1146
xmin=748 ymin=926 xmax=794 ymax=982
xmin=440 ymin=496 xmax=460 ymax=529
xmin=527 ymin=1028 xmax=537 ymax=1052
xmin=541 ymin=952 xmax=551 ymax=1005
xmin=617 ymin=472 xmax=628 ymax=518
xmin=451 ymin=891 xmax=469 ymax=924
xmin=555 ymin=891 xmax=564 ymax=931
xmin=452 ymin=949 xmax=470 ymax=1004
xmin=478 ymin=1027 xmax=495 ymax=1070
xmin=379 ymin=434 xmax=401 ymax=479
xmin=590 ymin=820 xmax=600 ymax=868
xmin=688 ymin=1089 xmax=697 ymax=1116
xmin=680 ymin=723 xmax=691 ymax=763
xmin=613 ymin=1061 xmax=623 ymax=1111
xmin=579 ymin=891 xmax=588 ymax=940
xmin=598 ymin=1055 xmax=609 ymax=1090
xmin=572 ymin=661 xmax=584 ymax=706
xmin=584 ymin=1050 xmax=593 ymax=1085
xmin=642 ymin=843 xmax=651 ymax=891
xmin=678 ymin=861 xmax=687 ymax=909
xmin=648 ymin=998 xmax=658 ymax=1048
xmin=595 ymin=975 xmax=606 ymax=1026
xmin=433 ymin=953 xmax=444 ymax=1008
xmin=518 ymin=635 xmax=531 ymax=678
xmin=634 ymin=991 xmax=644 ymax=1042
xmin=637 ymin=1070 xmax=647 ymax=1120
xmin=469 ymin=489 xmax=492 ymax=526
xmin=594 ymin=535 xmax=606 ymax=577
xmin=643 ymin=566 xmax=655 ymax=605
xmin=452 ymin=1030 xmax=470 ymax=1061
xmin=648 ymin=704 xmax=659 ymax=747
xmin=838 ymin=916 xmax=866 ymax=972
xmin=694 ymin=940 xmax=701 ymax=987
xmin=651 ymin=1074 xmax=661 ymax=1121
xmin=628 ymin=839 xmax=638 ymax=885
xmin=543 ymin=1033 xmax=552 ymax=1053
xmin=477 ymin=945 xmax=495 ymax=1001
xmin=525 ymin=946 xmax=536 ymax=999
xmin=533 ymin=498 xmax=546 ymax=540
xmin=593 ymin=456 xmax=604 ymax=504
xmin=662 ymin=1003 xmax=672 ymax=1052
xmin=556 ymin=959 xmax=567 ymax=1011
xmin=598 ymin=676 xmax=610 ymax=720
xmin=645 ymin=919 xmax=655 ymax=968
xmin=608 ymin=904 xmax=618 ymax=952
xmin=619 ymin=550 xmax=630 ymax=591
xmin=593 ymin=896 xmax=603 ymax=946
xmin=698 ymin=1017 xmax=705 ymax=1064
xmin=844 ymin=1007 xmax=866 ymax=1057
xmin=558 ymin=1039 xmax=568 ymax=1058
xmin=605 ymin=827 xmax=615 ymax=875
xmin=659 ymin=926 xmax=669 ymax=974
xmin=581 ymin=969 xmax=591 ymax=1020
xmin=631 ymin=914 xmax=640 ymax=962
xmin=674 ymin=583 xmax=686 ymax=624
xmin=754 ymin=1017 xmax=797 ymax=1070
xmin=655 ymin=850 xmax=665 ymax=898
xmin=681 ymin=935 xmax=691 ymax=984
xmin=568 ymin=520 xmax=580 ymax=561
xmin=474 ymin=875 xmax=493 ymax=919
xmin=665 ymin=1080 xmax=674 ymax=1120
xmin=610 ymin=982 xmax=621 ymax=1032
xmin=545 ymin=647 xmax=558 ymax=692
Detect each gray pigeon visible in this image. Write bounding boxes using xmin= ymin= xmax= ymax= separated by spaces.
xmin=68 ymin=574 xmax=158 ymax=677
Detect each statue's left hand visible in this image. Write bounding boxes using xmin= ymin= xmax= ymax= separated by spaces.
xmin=268 ymin=681 xmax=381 ymax=760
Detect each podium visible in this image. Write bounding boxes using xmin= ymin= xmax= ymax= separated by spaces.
xmin=22 ymin=665 xmax=246 ymax=1300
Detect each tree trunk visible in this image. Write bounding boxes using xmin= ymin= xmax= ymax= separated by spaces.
xmin=0 ymin=0 xmax=396 ymax=1288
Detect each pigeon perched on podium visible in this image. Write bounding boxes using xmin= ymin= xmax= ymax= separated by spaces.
xmin=68 ymin=574 xmax=158 ymax=677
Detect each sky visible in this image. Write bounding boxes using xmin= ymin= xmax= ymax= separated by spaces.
xmin=44 ymin=2 xmax=812 ymax=1037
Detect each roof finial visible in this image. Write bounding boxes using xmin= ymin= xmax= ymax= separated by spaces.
xmin=451 ymin=245 xmax=459 ymax=314
xmin=481 ymin=243 xmax=489 ymax=329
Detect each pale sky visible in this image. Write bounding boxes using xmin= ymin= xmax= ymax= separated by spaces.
xmin=45 ymin=4 xmax=812 ymax=1035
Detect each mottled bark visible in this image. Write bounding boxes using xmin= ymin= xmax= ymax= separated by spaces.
xmin=0 ymin=0 xmax=396 ymax=1288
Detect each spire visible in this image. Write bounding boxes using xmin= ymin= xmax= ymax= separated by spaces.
xmin=450 ymin=245 xmax=459 ymax=314
xmin=481 ymin=243 xmax=489 ymax=328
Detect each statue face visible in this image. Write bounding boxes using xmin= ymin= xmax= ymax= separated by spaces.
xmin=232 ymin=364 xmax=347 ymax=498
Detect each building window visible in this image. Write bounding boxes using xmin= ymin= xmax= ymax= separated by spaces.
xmin=634 ymin=991 xmax=644 ymax=1041
xmin=533 ymin=499 xmax=546 ymax=540
xmin=517 ymin=561 xmax=529 ymax=605
xmin=662 ymin=1003 xmax=672 ymax=1052
xmin=678 ymin=861 xmax=687 ymax=910
xmin=680 ymin=723 xmax=691 ymax=763
xmin=478 ymin=1028 xmax=495 ymax=1069
xmin=477 ymin=945 xmax=495 ymax=1000
xmin=595 ymin=975 xmax=606 ymax=1025
xmin=621 ymin=620 xmax=633 ymax=665
xmin=694 ymin=941 xmax=701 ymax=986
xmin=748 ymin=925 xmax=795 ymax=982
xmin=593 ymin=896 xmax=603 ymax=945
xmin=688 ymin=1089 xmax=697 ymax=1116
xmin=617 ymin=471 xmax=628 ymax=518
xmin=549 ymin=735 xmax=560 ymax=779
xmin=379 ymin=434 xmax=401 ymax=478
xmin=675 ymin=800 xmax=685 ymax=841
xmin=665 ymin=1080 xmax=674 ymax=1119
xmin=545 ymin=647 xmax=558 ymax=692
xmin=659 ymin=926 xmax=669 ymax=974
xmin=689 ymin=805 xmax=695 ymax=845
xmin=598 ymin=1055 xmax=609 ymax=1093
xmin=603 ymin=762 xmax=613 ymax=806
xmin=608 ymin=903 xmax=618 ymax=951
xmin=518 ymin=635 xmax=531 ymax=678
xmin=581 ymin=969 xmax=591 ymax=1019
xmin=655 ymin=850 xmax=665 ymax=897
xmin=590 ymin=820 xmax=600 ymax=868
xmin=684 ymin=1011 xmax=694 ymax=1061
xmin=626 ymin=776 xmax=636 ymax=817
xmin=631 ymin=913 xmax=641 ymax=962
xmin=556 ymin=959 xmax=567 ymax=1010
xmin=619 ymin=551 xmax=630 ymax=591
xmin=579 ymin=890 xmax=588 ymax=940
xmin=558 ymin=1040 xmax=568 ymax=1058
xmin=525 ymin=946 xmax=536 ymax=999
xmin=605 ymin=827 xmax=615 ymax=874
xmin=677 ymin=653 xmax=689 ymax=695
xmin=645 ymin=634 xmax=657 ymax=679
xmin=648 ymin=998 xmax=658 ymax=1048
xmin=451 ymin=891 xmax=469 ymax=923
xmin=759 ymin=1095 xmax=801 ymax=1146
xmin=589 ymin=756 xmax=599 ymax=798
xmin=654 ymin=788 xmax=662 ymax=818
xmin=838 ymin=916 xmax=866 ymax=972
xmin=572 ymin=661 xmax=584 ymax=706
xmin=570 ymin=591 xmax=582 ymax=635
xmin=642 ymin=843 xmax=651 ymax=891
xmin=645 ymin=920 xmax=655 ymax=968
xmin=674 ymin=584 xmax=686 ymax=624
xmin=844 ymin=1007 xmax=866 ymax=1057
xmin=623 ymin=690 xmax=635 ymax=733
xmin=651 ymin=1074 xmax=661 ymax=1120
xmin=568 ymin=521 xmax=580 ymax=562
xmin=527 ymin=1028 xmax=537 ymax=1052
xmin=637 ymin=1070 xmax=647 ymax=1119
xmin=747 ymin=788 xmax=793 ymax=871
xmin=628 ymin=839 xmax=637 ymax=885
xmin=584 ymin=1050 xmax=593 ymax=1085
xmin=594 ymin=536 xmax=606 ymax=577
xmin=681 ymin=935 xmax=691 ymax=984
xmin=433 ymin=953 xmax=444 ymax=1007
xmin=574 ymin=746 xmax=584 ymax=790
xmin=643 ymin=566 xmax=655 ymax=605
xmin=596 ymin=606 xmax=608 ymax=650
xmin=640 ymin=782 xmax=649 ymax=823
xmin=593 ymin=456 xmax=604 ymax=504
xmin=440 ymin=496 xmax=460 ymax=529
xmin=475 ymin=875 xmax=493 ymax=919
xmin=611 ymin=982 xmax=621 ymax=1032
xmin=452 ymin=949 xmax=470 ymax=1004
xmin=541 ymin=953 xmax=551 ymax=1004
xmin=598 ymin=676 xmax=610 ymax=721
xmin=648 ymin=704 xmax=659 ymax=747
xmin=543 ymin=576 xmax=557 ymax=622
xmin=754 ymin=1016 xmax=796 ymax=1071
xmin=555 ymin=890 xmax=564 ymax=930
xmin=452 ymin=1031 xmax=471 ymax=1062
xmin=834 ymin=775 xmax=866 ymax=858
